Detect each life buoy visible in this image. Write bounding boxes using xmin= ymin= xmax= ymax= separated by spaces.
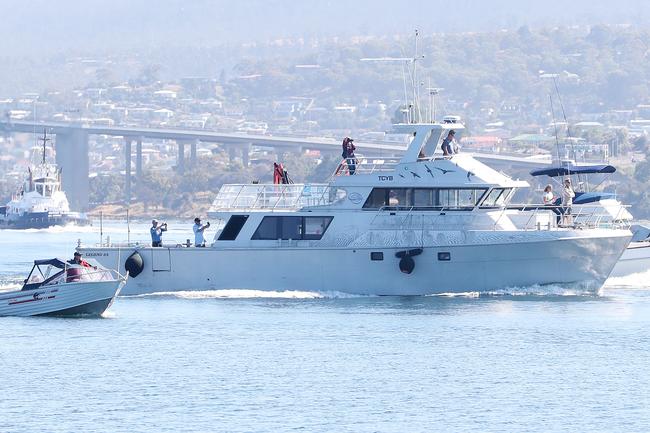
xmin=124 ymin=251 xmax=144 ymax=278
xmin=395 ymin=248 xmax=423 ymax=274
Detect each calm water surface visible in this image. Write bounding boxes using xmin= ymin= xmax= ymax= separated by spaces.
xmin=1 ymin=222 xmax=649 ymax=432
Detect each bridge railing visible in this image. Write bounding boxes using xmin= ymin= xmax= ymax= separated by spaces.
xmin=332 ymin=156 xmax=402 ymax=176
xmin=209 ymin=183 xmax=332 ymax=211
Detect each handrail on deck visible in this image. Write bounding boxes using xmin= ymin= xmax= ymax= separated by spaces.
xmin=367 ymin=203 xmax=629 ymax=232
xmin=492 ymin=203 xmax=631 ymax=231
xmin=331 ymin=154 xmax=454 ymax=178
xmin=332 ymin=156 xmax=401 ymax=177
xmin=210 ymin=183 xmax=331 ymax=211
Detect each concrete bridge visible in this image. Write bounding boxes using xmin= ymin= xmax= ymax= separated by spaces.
xmin=0 ymin=120 xmax=550 ymax=210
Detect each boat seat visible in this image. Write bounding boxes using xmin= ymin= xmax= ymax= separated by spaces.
xmin=66 ymin=267 xmax=83 ymax=283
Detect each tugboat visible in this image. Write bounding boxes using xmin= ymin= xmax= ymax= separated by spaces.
xmin=0 ymin=130 xmax=89 ymax=229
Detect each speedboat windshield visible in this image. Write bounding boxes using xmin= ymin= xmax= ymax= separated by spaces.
xmin=22 ymin=258 xmax=67 ymax=290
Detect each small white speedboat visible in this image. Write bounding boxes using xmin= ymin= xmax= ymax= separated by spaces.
xmin=0 ymin=258 xmax=126 ymax=317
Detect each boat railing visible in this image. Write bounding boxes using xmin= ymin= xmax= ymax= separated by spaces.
xmin=492 ymin=203 xmax=632 ymax=231
xmin=368 ymin=206 xmax=478 ymax=230
xmin=331 ymin=155 xmax=454 ymax=177
xmin=332 ymin=156 xmax=401 ymax=177
xmin=43 ymin=266 xmax=123 ymax=286
xmin=209 ymin=183 xmax=331 ymax=211
xmin=367 ymin=203 xmax=630 ymax=232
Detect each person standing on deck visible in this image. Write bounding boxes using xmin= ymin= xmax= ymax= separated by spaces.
xmin=193 ymin=217 xmax=210 ymax=247
xmin=345 ymin=138 xmax=357 ymax=175
xmin=150 ymin=219 xmax=167 ymax=247
xmin=441 ymin=130 xmax=456 ymax=156
xmin=561 ymin=179 xmax=575 ymax=225
xmin=543 ymin=184 xmax=561 ymax=224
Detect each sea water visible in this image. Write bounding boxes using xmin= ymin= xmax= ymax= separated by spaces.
xmin=1 ymin=222 xmax=649 ymax=432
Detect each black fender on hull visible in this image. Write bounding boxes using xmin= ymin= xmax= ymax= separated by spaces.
xmin=124 ymin=251 xmax=144 ymax=278
xmin=395 ymin=248 xmax=423 ymax=274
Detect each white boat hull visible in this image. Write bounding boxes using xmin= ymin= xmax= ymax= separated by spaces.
xmin=0 ymin=280 xmax=123 ymax=317
xmin=80 ymin=231 xmax=630 ymax=296
xmin=610 ymin=242 xmax=650 ymax=278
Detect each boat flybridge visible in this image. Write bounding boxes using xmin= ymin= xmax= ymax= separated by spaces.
xmin=79 ymin=121 xmax=631 ymax=295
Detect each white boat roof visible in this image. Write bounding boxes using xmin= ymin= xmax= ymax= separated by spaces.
xmin=208 ymin=122 xmax=529 ymax=213
xmin=329 ymin=122 xmax=528 ymax=189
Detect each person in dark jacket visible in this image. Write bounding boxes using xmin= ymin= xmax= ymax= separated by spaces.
xmin=343 ymin=137 xmax=357 ymax=175
xmin=441 ymin=130 xmax=455 ymax=156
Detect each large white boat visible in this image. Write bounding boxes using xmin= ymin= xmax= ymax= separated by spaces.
xmin=79 ymin=121 xmax=632 ymax=295
xmin=0 ymin=131 xmax=89 ymax=229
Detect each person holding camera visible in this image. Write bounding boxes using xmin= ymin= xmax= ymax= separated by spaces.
xmin=150 ymin=219 xmax=167 ymax=247
xmin=193 ymin=217 xmax=210 ymax=247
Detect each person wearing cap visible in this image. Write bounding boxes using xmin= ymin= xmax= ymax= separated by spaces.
xmin=561 ymin=178 xmax=575 ymax=225
xmin=193 ymin=217 xmax=210 ymax=247
xmin=69 ymin=251 xmax=92 ymax=268
xmin=441 ymin=130 xmax=456 ymax=156
xmin=150 ymin=219 xmax=167 ymax=247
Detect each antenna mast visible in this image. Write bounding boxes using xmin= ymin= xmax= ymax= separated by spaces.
xmin=359 ymin=29 xmax=426 ymax=124
xmin=549 ymin=94 xmax=562 ymax=164
xmin=411 ymin=29 xmax=425 ymax=123
xmin=38 ymin=128 xmax=50 ymax=164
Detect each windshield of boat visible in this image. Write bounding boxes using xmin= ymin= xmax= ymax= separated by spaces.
xmin=480 ymin=188 xmax=513 ymax=208
xmin=24 ymin=264 xmax=63 ymax=286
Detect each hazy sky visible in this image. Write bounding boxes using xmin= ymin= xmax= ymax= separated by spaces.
xmin=1 ymin=0 xmax=649 ymax=55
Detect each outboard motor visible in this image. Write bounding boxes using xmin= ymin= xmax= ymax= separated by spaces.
xmin=124 ymin=251 xmax=144 ymax=278
xmin=395 ymin=248 xmax=423 ymax=274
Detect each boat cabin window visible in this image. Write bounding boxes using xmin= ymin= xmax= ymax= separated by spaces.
xmin=252 ymin=216 xmax=333 ymax=240
xmin=413 ymin=189 xmax=435 ymax=207
xmin=363 ymin=188 xmax=487 ymax=210
xmin=303 ymin=216 xmax=333 ymax=240
xmin=364 ymin=188 xmax=388 ymax=208
xmin=480 ymin=188 xmax=513 ymax=208
xmin=35 ymin=183 xmax=44 ymax=195
xmin=217 ymin=215 xmax=249 ymax=241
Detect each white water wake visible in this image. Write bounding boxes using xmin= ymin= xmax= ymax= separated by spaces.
xmin=605 ymin=268 xmax=650 ymax=289
xmin=429 ymin=282 xmax=600 ymax=298
xmin=0 ymin=283 xmax=21 ymax=293
xmin=123 ymin=283 xmax=599 ymax=300
xmin=123 ymin=289 xmax=370 ymax=300
xmin=0 ymin=277 xmax=23 ymax=292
